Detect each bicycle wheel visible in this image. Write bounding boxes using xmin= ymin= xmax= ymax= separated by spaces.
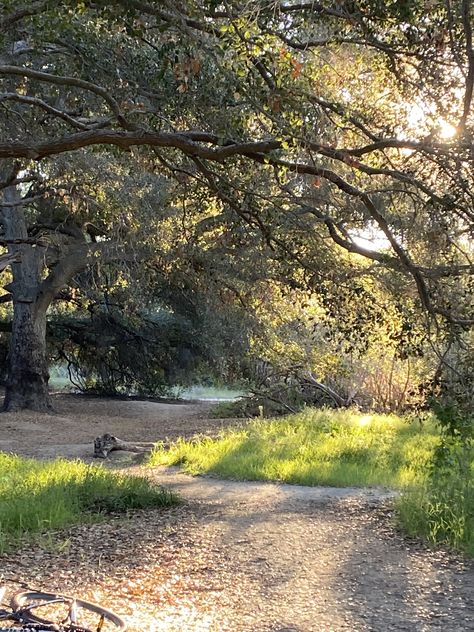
xmin=0 ymin=628 xmax=73 ymax=632
xmin=0 ymin=627 xmax=88 ymax=632
xmin=11 ymin=591 xmax=126 ymax=631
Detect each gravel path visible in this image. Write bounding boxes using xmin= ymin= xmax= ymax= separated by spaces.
xmin=0 ymin=396 xmax=473 ymax=631
xmin=136 ymin=467 xmax=474 ymax=631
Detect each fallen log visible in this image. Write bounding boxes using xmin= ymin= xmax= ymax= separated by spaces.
xmin=94 ymin=433 xmax=156 ymax=458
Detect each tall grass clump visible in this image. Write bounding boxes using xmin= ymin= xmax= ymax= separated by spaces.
xmin=150 ymin=407 xmax=439 ymax=488
xmin=0 ymin=453 xmax=177 ymax=552
xmin=397 ymin=439 xmax=474 ymax=555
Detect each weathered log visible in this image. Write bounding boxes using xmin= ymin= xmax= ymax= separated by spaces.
xmin=94 ymin=433 xmax=156 ymax=458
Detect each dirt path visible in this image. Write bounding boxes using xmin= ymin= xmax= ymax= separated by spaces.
xmin=0 ymin=394 xmax=227 ymax=460
xmin=1 ymin=396 xmax=473 ymax=631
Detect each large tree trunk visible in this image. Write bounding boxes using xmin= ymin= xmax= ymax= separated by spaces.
xmin=0 ymin=163 xmax=125 ymax=411
xmin=3 ymin=302 xmax=51 ymax=411
xmin=1 ymin=176 xmax=52 ymax=412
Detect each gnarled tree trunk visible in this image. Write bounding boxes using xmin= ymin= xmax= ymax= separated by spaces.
xmin=0 ymin=164 xmax=128 ymax=411
xmin=1 ymin=178 xmax=52 ymax=411
xmin=4 ymin=301 xmax=51 ymax=411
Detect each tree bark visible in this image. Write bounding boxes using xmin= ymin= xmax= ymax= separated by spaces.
xmin=0 ymin=163 xmax=132 ymax=411
xmin=3 ymin=301 xmax=51 ymax=411
xmin=1 ymin=176 xmax=52 ymax=411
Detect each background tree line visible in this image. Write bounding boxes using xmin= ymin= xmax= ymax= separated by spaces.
xmin=0 ymin=0 xmax=472 ymax=428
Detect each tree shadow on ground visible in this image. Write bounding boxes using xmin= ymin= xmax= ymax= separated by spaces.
xmin=0 ymin=466 xmax=473 ymax=631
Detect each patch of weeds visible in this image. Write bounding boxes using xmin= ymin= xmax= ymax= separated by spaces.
xmin=150 ymin=407 xmax=438 ymax=488
xmin=0 ymin=453 xmax=178 ymax=552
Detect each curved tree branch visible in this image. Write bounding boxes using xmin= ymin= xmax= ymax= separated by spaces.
xmin=0 ymin=66 xmax=128 ymax=128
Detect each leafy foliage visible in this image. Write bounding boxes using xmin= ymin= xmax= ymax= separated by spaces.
xmin=0 ymin=0 xmax=473 ymax=418
xmin=397 ymin=437 xmax=474 ymax=555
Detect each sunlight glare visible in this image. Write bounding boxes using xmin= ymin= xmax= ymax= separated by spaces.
xmin=406 ymin=104 xmax=457 ymax=140
xmin=406 ymin=103 xmax=425 ymax=129
xmin=438 ymin=119 xmax=457 ymax=139
xmin=358 ymin=415 xmax=373 ymax=427
xmin=350 ymin=230 xmax=390 ymax=252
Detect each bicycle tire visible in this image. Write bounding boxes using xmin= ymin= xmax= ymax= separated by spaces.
xmin=11 ymin=591 xmax=126 ymax=631
xmin=0 ymin=623 xmax=87 ymax=632
xmin=0 ymin=627 xmax=89 ymax=632
xmin=0 ymin=629 xmax=70 ymax=632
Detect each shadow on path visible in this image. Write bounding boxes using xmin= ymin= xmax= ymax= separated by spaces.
xmin=0 ymin=466 xmax=473 ymax=631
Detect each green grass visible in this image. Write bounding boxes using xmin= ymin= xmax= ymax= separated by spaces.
xmin=149 ymin=407 xmax=474 ymax=555
xmin=150 ymin=408 xmax=439 ymax=488
xmin=396 ymin=443 xmax=474 ymax=556
xmin=0 ymin=453 xmax=177 ymax=552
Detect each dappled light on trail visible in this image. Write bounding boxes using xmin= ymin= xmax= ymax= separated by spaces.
xmin=61 ymin=471 xmax=474 ymax=630
xmin=118 ymin=595 xmax=225 ymax=631
xmin=0 ymin=399 xmax=472 ymax=629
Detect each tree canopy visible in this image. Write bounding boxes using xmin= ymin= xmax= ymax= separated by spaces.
xmin=0 ymin=0 xmax=473 ymax=410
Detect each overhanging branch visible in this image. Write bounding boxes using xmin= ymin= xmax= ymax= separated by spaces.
xmin=0 ymin=66 xmax=128 ymax=128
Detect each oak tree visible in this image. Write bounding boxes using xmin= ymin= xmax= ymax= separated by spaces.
xmin=0 ymin=0 xmax=473 ymax=409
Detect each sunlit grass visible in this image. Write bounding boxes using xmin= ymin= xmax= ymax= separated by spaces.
xmin=396 ymin=445 xmax=474 ymax=556
xmin=150 ymin=407 xmax=474 ymax=554
xmin=0 ymin=453 xmax=177 ymax=552
xmin=149 ymin=408 xmax=439 ymax=488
